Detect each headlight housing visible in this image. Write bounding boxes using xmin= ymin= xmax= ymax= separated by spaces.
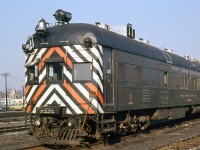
xmin=34 ymin=119 xmax=41 ymax=126
xmin=67 ymin=119 xmax=75 ymax=129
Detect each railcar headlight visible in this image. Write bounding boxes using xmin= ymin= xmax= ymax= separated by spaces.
xmin=67 ymin=119 xmax=75 ymax=128
xmin=35 ymin=18 xmax=47 ymax=34
xmin=35 ymin=119 xmax=41 ymax=126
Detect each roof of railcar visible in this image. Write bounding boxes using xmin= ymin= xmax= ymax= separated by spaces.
xmin=37 ymin=23 xmax=200 ymax=72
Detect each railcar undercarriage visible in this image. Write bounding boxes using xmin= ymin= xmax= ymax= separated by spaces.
xmin=29 ymin=105 xmax=200 ymax=146
xmin=30 ymin=113 xmax=99 ymax=145
xmin=29 ymin=106 xmax=153 ymax=146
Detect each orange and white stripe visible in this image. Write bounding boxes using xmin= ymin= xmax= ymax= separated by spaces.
xmin=25 ymin=45 xmax=105 ymax=114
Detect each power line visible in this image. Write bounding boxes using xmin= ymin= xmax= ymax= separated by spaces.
xmin=1 ymin=73 xmax=10 ymax=111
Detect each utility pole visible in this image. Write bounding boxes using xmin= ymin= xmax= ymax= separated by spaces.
xmin=1 ymin=73 xmax=10 ymax=111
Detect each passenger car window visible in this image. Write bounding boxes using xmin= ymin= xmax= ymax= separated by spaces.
xmin=135 ymin=66 xmax=142 ymax=84
xmin=118 ymin=63 xmax=125 ymax=82
xmin=164 ymin=72 xmax=168 ymax=87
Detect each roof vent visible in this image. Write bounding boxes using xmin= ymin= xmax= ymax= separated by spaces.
xmin=95 ymin=22 xmax=110 ymax=30
xmin=184 ymin=55 xmax=190 ymax=60
xmin=139 ymin=38 xmax=150 ymax=45
xmin=184 ymin=55 xmax=200 ymax=63
xmin=109 ymin=23 xmax=135 ymax=39
xmin=164 ymin=48 xmax=173 ymax=53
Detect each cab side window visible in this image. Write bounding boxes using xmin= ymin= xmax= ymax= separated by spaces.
xmin=47 ymin=62 xmax=63 ymax=82
xmin=27 ymin=65 xmax=38 ymax=84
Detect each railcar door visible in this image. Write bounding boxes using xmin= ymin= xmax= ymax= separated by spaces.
xmin=103 ymin=49 xmax=114 ymax=109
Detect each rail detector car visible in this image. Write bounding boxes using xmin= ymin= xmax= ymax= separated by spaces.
xmin=23 ymin=9 xmax=200 ymax=145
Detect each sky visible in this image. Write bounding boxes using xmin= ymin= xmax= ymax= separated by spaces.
xmin=0 ymin=0 xmax=200 ymax=91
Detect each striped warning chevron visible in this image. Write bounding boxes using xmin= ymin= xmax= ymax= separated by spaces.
xmin=25 ymin=45 xmax=104 ymax=114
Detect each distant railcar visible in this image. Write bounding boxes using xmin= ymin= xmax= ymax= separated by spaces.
xmin=22 ymin=9 xmax=200 ymax=145
xmin=10 ymin=99 xmax=24 ymax=111
xmin=0 ymin=98 xmax=12 ymax=110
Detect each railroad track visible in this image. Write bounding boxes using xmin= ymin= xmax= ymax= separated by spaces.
xmin=0 ymin=125 xmax=30 ymax=134
xmin=75 ymin=116 xmax=200 ymax=150
xmin=0 ymin=111 xmax=25 ymax=118
xmin=30 ymin=119 xmax=195 ymax=150
xmin=3 ymin=115 xmax=200 ymax=150
xmin=0 ymin=116 xmax=26 ymax=122
xmin=155 ymin=133 xmax=200 ymax=150
xmin=21 ymin=146 xmax=49 ymax=150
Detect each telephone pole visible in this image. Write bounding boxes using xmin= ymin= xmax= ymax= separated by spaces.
xmin=1 ymin=73 xmax=10 ymax=111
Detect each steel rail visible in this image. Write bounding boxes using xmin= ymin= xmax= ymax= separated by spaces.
xmin=0 ymin=125 xmax=30 ymax=134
